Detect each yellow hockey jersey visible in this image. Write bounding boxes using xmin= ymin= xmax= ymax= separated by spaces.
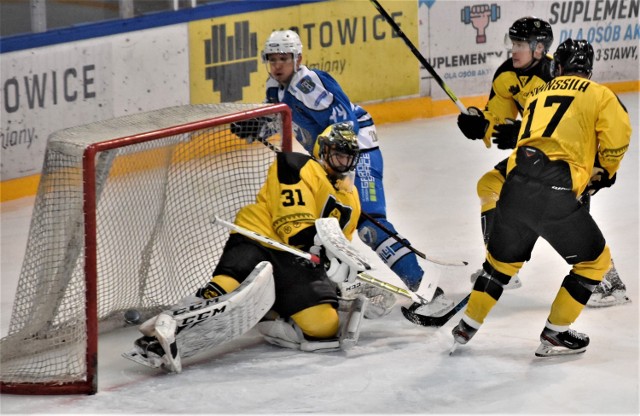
xmin=481 ymin=56 xmax=554 ymax=147
xmin=235 ymin=152 xmax=361 ymax=251
xmin=506 ymin=75 xmax=631 ymax=195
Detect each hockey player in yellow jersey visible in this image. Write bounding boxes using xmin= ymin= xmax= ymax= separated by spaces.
xmin=127 ymin=123 xmax=380 ymax=372
xmin=456 ymin=17 xmax=629 ymax=306
xmin=457 ymin=17 xmax=555 ymax=290
xmin=203 ymin=122 xmax=364 ymax=353
xmin=451 ymin=39 xmax=632 ymax=357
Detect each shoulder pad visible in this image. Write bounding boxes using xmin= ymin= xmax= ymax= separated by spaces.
xmin=276 ymin=152 xmax=314 ymax=184
xmin=289 ymin=67 xmax=334 ymax=110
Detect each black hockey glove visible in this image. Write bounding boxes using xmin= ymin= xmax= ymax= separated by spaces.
xmin=585 ymin=166 xmax=616 ymax=196
xmin=457 ymin=107 xmax=489 ymax=140
xmin=492 ymin=119 xmax=521 ymax=150
xmin=230 ymin=117 xmax=270 ymax=142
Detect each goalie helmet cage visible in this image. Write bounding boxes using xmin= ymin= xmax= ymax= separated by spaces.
xmin=0 ymin=103 xmax=292 ymax=395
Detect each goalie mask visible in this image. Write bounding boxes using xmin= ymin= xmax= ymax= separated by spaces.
xmin=314 ymin=123 xmax=360 ymax=175
xmin=552 ymin=38 xmax=594 ymax=78
xmin=261 ymin=30 xmax=303 ymax=71
xmin=505 ymin=17 xmax=553 ymax=53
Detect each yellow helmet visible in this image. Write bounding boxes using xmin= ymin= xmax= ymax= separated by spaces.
xmin=313 ymin=123 xmax=360 ymax=174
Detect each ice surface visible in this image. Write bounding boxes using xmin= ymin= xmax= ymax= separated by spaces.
xmin=1 ymin=93 xmax=637 ymax=414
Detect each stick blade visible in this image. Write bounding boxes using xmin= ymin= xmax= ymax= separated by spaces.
xmin=401 ymin=294 xmax=470 ymax=327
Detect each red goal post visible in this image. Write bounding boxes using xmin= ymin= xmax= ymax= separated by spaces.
xmin=0 ymin=103 xmax=292 ymax=395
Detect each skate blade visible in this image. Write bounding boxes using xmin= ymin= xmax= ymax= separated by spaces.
xmin=586 ymin=295 xmax=631 ymax=308
xmin=449 ymin=341 xmax=460 ymax=355
xmin=534 ymin=343 xmax=587 ymax=357
xmin=122 ymin=349 xmax=164 ymax=369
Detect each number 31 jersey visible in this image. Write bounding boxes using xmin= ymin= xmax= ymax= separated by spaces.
xmin=234 ymin=152 xmax=361 ymax=251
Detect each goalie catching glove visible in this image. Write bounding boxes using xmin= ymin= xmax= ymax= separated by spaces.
xmin=311 ymin=235 xmax=365 ymax=284
xmin=311 ymin=217 xmax=370 ymax=284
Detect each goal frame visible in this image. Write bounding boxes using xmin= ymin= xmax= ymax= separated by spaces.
xmin=0 ymin=103 xmax=292 ymax=395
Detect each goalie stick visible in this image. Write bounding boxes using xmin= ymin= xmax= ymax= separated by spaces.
xmin=361 ymin=211 xmax=468 ymax=267
xmin=369 ymin=0 xmax=468 ymax=114
xmin=212 ymin=217 xmax=426 ymax=301
xmin=212 ymin=216 xmax=465 ymax=326
xmin=212 ymin=216 xmax=323 ymax=265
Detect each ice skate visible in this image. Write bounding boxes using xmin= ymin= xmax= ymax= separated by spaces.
xmin=123 ymin=335 xmax=174 ymax=370
xmin=587 ymin=261 xmax=631 ymax=308
xmin=535 ymin=326 xmax=589 ymax=357
xmin=405 ymin=287 xmax=454 ymax=318
xmin=450 ymin=318 xmax=479 ymax=354
xmin=470 ymin=268 xmax=521 ymax=290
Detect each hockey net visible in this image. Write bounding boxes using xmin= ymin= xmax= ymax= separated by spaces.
xmin=0 ymin=103 xmax=292 ymax=395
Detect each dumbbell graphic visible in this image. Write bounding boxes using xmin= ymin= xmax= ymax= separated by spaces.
xmin=461 ymin=4 xmax=500 ymax=44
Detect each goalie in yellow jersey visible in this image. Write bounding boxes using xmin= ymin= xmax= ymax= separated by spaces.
xmin=125 ymin=123 xmax=396 ymax=372
xmin=451 ymin=39 xmax=632 ymax=357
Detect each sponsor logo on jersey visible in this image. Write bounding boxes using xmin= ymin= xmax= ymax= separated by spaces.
xmin=297 ymin=76 xmax=316 ymax=94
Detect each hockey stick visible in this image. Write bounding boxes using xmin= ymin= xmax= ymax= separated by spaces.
xmin=213 ymin=216 xmax=469 ymax=327
xmin=212 ymin=216 xmax=322 ymax=265
xmin=213 ymin=216 xmax=425 ymax=304
xmin=401 ymin=294 xmax=470 ymax=328
xmin=369 ymin=0 xmax=468 ymax=114
xmin=361 ymin=211 xmax=468 ymax=267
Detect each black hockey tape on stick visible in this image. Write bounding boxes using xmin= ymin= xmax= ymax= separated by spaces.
xmin=361 ymin=211 xmax=468 ymax=267
xmin=369 ymin=0 xmax=468 ymax=114
xmin=401 ymin=293 xmax=470 ymax=327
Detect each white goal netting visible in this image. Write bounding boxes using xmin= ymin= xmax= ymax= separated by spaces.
xmin=0 ymin=103 xmax=290 ymax=394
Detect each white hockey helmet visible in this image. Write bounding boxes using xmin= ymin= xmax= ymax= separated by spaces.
xmin=261 ymin=30 xmax=303 ymax=65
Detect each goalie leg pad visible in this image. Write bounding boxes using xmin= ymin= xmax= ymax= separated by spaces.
xmin=256 ymin=316 xmax=341 ymax=352
xmin=337 ymin=294 xmax=367 ymax=350
xmin=340 ymin=280 xmax=396 ymax=319
xmin=123 ymin=261 xmax=276 ymax=372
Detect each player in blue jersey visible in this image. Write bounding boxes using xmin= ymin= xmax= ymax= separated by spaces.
xmin=232 ymin=30 xmax=453 ymax=320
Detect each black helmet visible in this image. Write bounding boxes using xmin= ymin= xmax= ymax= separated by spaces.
xmin=553 ymin=38 xmax=594 ymax=77
xmin=509 ymin=17 xmax=554 ymax=52
xmin=314 ymin=122 xmax=360 ymax=174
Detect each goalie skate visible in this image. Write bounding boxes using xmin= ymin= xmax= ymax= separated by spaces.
xmin=256 ymin=295 xmax=367 ymax=352
xmin=123 ymin=261 xmax=275 ymax=372
xmin=124 ymin=335 xmax=174 ymax=370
